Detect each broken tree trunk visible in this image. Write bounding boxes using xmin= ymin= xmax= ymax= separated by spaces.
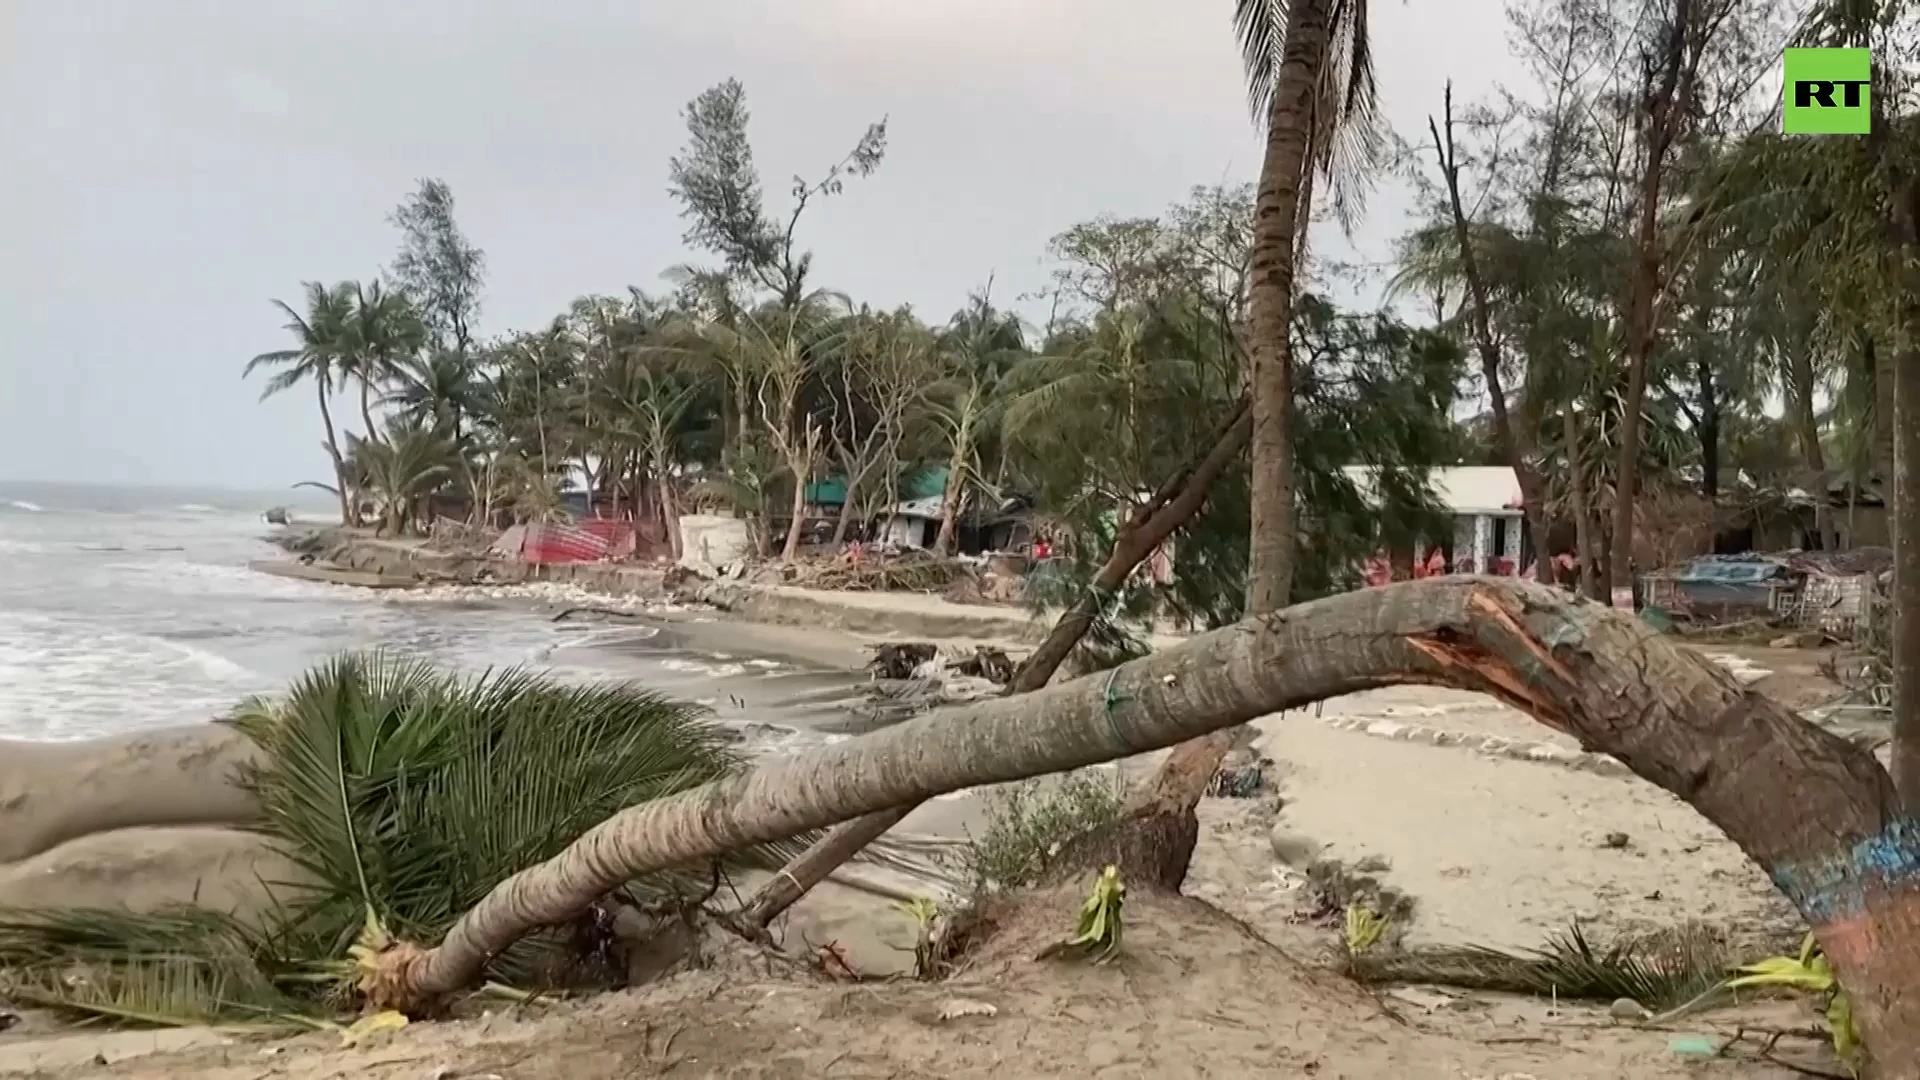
xmin=1429 ymin=87 xmax=1554 ymax=584
xmin=369 ymin=578 xmax=1920 ymax=1077
xmin=729 ymin=397 xmax=1254 ymax=933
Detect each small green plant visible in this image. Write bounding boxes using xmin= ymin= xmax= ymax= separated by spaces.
xmin=1036 ymin=866 xmax=1126 ymax=964
xmin=959 ymin=769 xmax=1124 ymax=890
xmin=896 ymin=897 xmax=941 ymax=978
xmin=1344 ymin=903 xmax=1388 ymax=955
xmin=1726 ymin=933 xmax=1858 ymax=1070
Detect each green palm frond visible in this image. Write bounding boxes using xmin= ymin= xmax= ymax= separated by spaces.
xmin=1348 ymin=922 xmax=1730 ymax=1012
xmin=0 ymin=907 xmax=314 ymax=1029
xmin=225 ymin=654 xmax=797 ymax=963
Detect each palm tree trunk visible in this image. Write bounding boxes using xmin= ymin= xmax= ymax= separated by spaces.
xmin=658 ymin=454 xmax=683 ymax=562
xmin=359 ymin=378 xmax=382 ymax=446
xmin=1879 ymin=85 xmax=1919 ymax=820
xmin=369 ymin=577 xmax=1920 ymax=1076
xmin=315 ymin=381 xmax=354 ymax=526
xmin=1872 ymin=334 xmax=1893 ymax=486
xmin=1245 ymin=0 xmax=1332 ymax=617
xmin=578 ymin=458 xmax=598 ymax=519
xmin=730 ymin=368 xmax=752 ymax=467
xmin=1890 ymin=299 xmax=1920 ymax=815
xmin=1567 ymin=408 xmax=1597 ymax=596
xmin=1788 ymin=347 xmax=1831 ymax=549
xmin=933 ymin=420 xmax=971 ymax=555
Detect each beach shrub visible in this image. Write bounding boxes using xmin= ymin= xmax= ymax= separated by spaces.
xmin=960 ymin=767 xmax=1125 ymax=890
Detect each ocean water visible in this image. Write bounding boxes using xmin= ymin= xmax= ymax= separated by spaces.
xmin=0 ymin=481 xmax=859 ymax=744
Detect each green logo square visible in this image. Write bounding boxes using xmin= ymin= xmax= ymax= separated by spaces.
xmin=1783 ymin=48 xmax=1872 ymax=135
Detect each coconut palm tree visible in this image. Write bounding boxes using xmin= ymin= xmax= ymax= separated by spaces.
xmin=245 ymin=282 xmax=359 ymax=525
xmin=928 ymin=292 xmax=1026 ymax=554
xmin=351 ymin=420 xmax=458 ymax=536
xmin=1235 ymin=0 xmax=1385 ymax=615
xmin=341 ymin=281 xmax=428 ymax=447
xmin=387 ymin=349 xmax=482 ymax=441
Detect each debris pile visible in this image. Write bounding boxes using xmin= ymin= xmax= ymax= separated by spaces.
xmin=855 ymin=641 xmax=1021 ymax=727
xmin=1640 ymin=547 xmax=1890 ymax=640
xmin=762 ymin=549 xmax=981 ymax=593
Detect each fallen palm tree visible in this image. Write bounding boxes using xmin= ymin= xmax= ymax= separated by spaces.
xmin=1346 ymin=921 xmax=1733 ymax=1013
xmin=341 ymin=578 xmax=1917 ymax=1076
xmin=0 ymin=654 xmax=798 ymax=1028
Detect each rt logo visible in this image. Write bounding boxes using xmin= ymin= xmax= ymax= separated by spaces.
xmin=1783 ymin=48 xmax=1872 ymax=135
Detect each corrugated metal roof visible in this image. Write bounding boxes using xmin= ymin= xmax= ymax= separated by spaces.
xmin=892 ymin=495 xmax=945 ymax=519
xmin=1339 ymin=466 xmax=1523 ymax=515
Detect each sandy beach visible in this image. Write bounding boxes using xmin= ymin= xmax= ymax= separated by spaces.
xmin=0 ymin=576 xmax=1854 ymax=1077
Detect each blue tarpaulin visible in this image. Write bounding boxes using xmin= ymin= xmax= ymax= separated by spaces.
xmin=1672 ymin=556 xmax=1786 ymax=584
xmin=1662 ymin=555 xmax=1790 ymax=614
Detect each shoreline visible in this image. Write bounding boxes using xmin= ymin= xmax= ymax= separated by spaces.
xmin=0 ymin=568 xmax=1023 ymax=996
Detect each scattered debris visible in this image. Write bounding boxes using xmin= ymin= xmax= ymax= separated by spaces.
xmin=1608 ymin=997 xmax=1652 ymax=1022
xmin=869 ymin=643 xmax=939 ymax=680
xmin=772 ymin=550 xmax=977 ymax=593
xmin=551 ymin=606 xmax=644 ymax=623
xmin=935 ymin=998 xmax=999 ymax=1022
xmin=1208 ymin=747 xmax=1272 ymax=798
xmin=814 ymin=940 xmax=859 ymax=980
xmin=1642 ymin=547 xmax=1890 ymax=640
xmin=1387 ymin=986 xmax=1470 ymax=1013
xmin=952 ymin=646 xmax=1014 ymax=684
xmin=340 ymin=1010 xmax=409 ymax=1047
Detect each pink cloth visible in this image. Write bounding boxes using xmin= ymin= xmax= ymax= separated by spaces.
xmin=520 ymin=522 xmax=613 ymax=564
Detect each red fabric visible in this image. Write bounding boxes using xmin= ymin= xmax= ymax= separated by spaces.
xmin=520 ymin=522 xmax=613 ymax=564
xmin=576 ymin=519 xmax=637 ymax=560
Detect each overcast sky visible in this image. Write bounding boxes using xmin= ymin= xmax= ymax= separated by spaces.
xmin=1 ymin=0 xmax=1524 ymax=491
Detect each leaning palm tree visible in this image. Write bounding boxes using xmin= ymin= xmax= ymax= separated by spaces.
xmin=341 ymin=281 xmax=427 ymax=447
xmin=1234 ymin=0 xmax=1385 ymax=615
xmin=245 ymin=282 xmax=359 ymax=525
xmin=319 ymin=580 xmax=1920 ymax=1072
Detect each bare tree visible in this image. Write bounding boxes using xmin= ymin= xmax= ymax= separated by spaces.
xmin=826 ymin=310 xmax=937 ymax=544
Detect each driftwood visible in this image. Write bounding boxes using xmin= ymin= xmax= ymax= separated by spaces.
xmin=551 ymin=607 xmax=643 ymax=623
